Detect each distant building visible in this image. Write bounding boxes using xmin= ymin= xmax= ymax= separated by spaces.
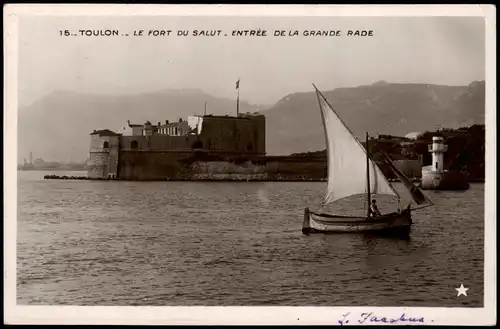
xmin=121 ymin=118 xmax=194 ymax=137
xmin=405 ymin=132 xmax=423 ymax=140
xmin=125 ymin=120 xmax=144 ymax=136
xmin=156 ymin=118 xmax=191 ymax=136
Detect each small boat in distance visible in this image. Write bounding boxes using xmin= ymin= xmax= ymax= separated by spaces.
xmin=302 ymin=85 xmax=434 ymax=236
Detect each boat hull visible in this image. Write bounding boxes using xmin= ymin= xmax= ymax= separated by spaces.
xmin=302 ymin=207 xmax=412 ymax=235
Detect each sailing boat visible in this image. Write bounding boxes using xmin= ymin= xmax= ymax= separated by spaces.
xmin=302 ymin=85 xmax=434 ymax=235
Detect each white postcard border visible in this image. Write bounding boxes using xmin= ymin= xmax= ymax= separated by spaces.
xmin=3 ymin=4 xmax=496 ymax=325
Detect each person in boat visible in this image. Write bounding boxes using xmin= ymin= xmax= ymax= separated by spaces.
xmin=370 ymin=199 xmax=381 ymax=217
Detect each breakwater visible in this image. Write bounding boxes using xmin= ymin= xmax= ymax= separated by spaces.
xmin=44 ymin=175 xmax=105 ymax=181
xmin=43 ymin=174 xmax=327 ymax=182
xmin=43 ymin=174 xmax=425 ymax=183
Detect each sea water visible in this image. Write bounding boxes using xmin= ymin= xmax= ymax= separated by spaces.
xmin=16 ymin=170 xmax=484 ymax=306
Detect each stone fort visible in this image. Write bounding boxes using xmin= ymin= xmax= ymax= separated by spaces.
xmin=87 ymin=113 xmax=266 ymax=180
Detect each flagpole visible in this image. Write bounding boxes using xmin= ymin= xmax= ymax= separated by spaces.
xmin=237 ymin=89 xmax=240 ymax=116
xmin=236 ymin=78 xmax=240 ymax=116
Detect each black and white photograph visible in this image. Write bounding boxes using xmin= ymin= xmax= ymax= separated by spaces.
xmin=4 ymin=4 xmax=496 ymax=325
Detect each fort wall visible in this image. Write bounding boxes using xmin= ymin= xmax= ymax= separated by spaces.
xmin=88 ymin=152 xmax=109 ymax=178
xmin=118 ymin=151 xmax=190 ymax=180
xmin=189 ymin=161 xmax=267 ymax=180
xmin=116 ymin=150 xmax=328 ymax=181
xmin=197 ymin=115 xmax=265 ymax=155
xmin=120 ymin=135 xmax=199 ymax=151
xmin=118 ymin=151 xmax=268 ymax=180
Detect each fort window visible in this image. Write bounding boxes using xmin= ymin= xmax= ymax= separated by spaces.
xmin=130 ymin=140 xmax=139 ymax=149
xmin=103 ymin=141 xmax=109 ymax=149
xmin=175 ymin=127 xmax=178 ymax=136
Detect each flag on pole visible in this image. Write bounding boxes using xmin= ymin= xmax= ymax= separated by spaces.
xmin=236 ymin=79 xmax=240 ymax=90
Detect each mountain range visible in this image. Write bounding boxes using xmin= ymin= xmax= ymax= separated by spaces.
xmin=265 ymin=80 xmax=485 ymax=155
xmin=17 ymin=81 xmax=485 ymax=162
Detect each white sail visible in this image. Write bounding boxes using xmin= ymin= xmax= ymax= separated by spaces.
xmin=315 ymin=87 xmax=399 ymax=206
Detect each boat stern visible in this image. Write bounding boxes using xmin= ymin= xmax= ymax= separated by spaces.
xmin=302 ymin=207 xmax=311 ymax=234
xmin=401 ymin=204 xmax=413 ymax=224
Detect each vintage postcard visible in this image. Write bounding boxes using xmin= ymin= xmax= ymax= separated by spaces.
xmin=4 ymin=4 xmax=496 ymax=325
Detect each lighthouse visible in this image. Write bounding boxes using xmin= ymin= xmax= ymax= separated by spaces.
xmin=421 ymin=135 xmax=469 ymax=190
xmin=428 ymin=136 xmax=447 ymax=173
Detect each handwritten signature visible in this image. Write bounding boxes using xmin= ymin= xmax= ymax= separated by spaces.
xmin=338 ymin=312 xmax=425 ymax=326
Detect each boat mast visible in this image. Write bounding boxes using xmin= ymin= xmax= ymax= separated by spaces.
xmin=366 ymin=132 xmax=371 ymax=217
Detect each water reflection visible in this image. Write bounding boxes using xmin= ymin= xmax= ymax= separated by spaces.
xmin=363 ymin=233 xmax=411 ymax=245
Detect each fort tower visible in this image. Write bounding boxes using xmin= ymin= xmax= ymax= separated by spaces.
xmin=87 ymin=129 xmax=121 ymax=178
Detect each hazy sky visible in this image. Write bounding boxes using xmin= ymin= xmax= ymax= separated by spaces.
xmin=18 ymin=16 xmax=485 ymax=107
